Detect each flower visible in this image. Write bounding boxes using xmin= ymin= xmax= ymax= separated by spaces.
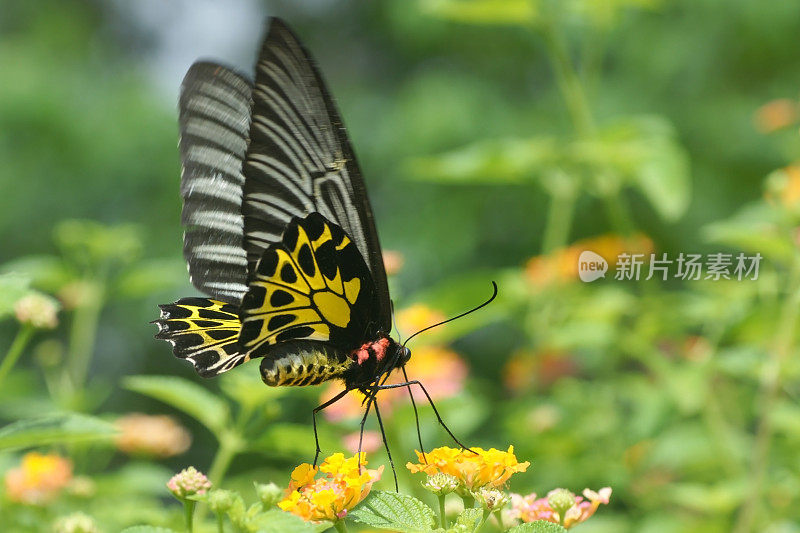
xmin=115 ymin=413 xmax=191 ymax=458
xmin=406 ymin=446 xmax=530 ymax=491
xmin=14 ymin=293 xmax=59 ymax=329
xmin=766 ymin=165 xmax=800 ymax=211
xmin=4 ymin=452 xmax=73 ymax=504
xmin=509 ymin=487 xmax=612 ymax=529
xmin=320 ymin=346 xmax=469 ymax=422
xmin=382 ymin=250 xmax=405 ymax=276
xmin=53 ymin=512 xmax=100 ymax=533
xmin=502 ymin=349 xmax=578 ymax=392
xmin=525 ymin=233 xmax=653 ymax=286
xmin=343 ymin=430 xmax=382 ymax=455
xmin=397 ymin=304 xmax=446 ymax=335
xmin=422 ymin=472 xmax=460 ymax=495
xmin=754 ymin=98 xmax=798 ymax=133
xmin=473 ymin=487 xmax=510 ymax=511
xmin=255 ymin=482 xmax=283 ymax=507
xmin=278 ymin=453 xmax=383 ymax=522
xmin=167 ymin=466 xmax=211 ymax=499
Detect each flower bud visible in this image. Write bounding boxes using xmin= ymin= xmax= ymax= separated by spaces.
xmin=422 ymin=472 xmax=460 ymax=495
xmin=14 ymin=293 xmax=59 ymax=329
xmin=53 ymin=512 xmax=99 ymax=533
xmin=473 ymin=487 xmax=510 ymax=511
xmin=547 ymin=488 xmax=576 ymax=517
xmin=166 ymin=466 xmax=211 ymax=500
xmin=207 ymin=489 xmax=235 ymax=514
xmin=255 ymin=482 xmax=283 ymax=507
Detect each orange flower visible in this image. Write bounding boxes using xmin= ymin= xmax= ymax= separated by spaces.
xmin=766 ymin=165 xmax=800 ymax=210
xmin=503 ymin=349 xmax=578 ymax=392
xmin=525 ymin=233 xmax=653 ymax=286
xmin=115 ymin=413 xmax=191 ymax=458
xmin=343 ymin=431 xmax=382 ymax=455
xmin=406 ymin=445 xmax=529 ymax=491
xmin=396 ymin=304 xmax=446 ymax=335
xmin=320 ymin=346 xmax=468 ymax=422
xmin=382 ymin=250 xmax=405 ymax=276
xmin=4 ymin=452 xmax=73 ymax=504
xmin=754 ymin=98 xmax=798 ymax=133
xmin=279 ymin=453 xmax=383 ymax=522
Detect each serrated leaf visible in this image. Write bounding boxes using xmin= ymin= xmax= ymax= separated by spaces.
xmin=251 ymin=509 xmax=321 ymax=533
xmin=124 ymin=375 xmax=229 ymax=434
xmin=120 ymin=527 xmax=177 ymax=533
xmin=350 ymin=490 xmax=436 ymax=532
xmin=0 ymin=413 xmax=116 ymax=450
xmin=455 ymin=507 xmax=483 ymax=529
xmin=507 ymin=521 xmax=568 ymax=533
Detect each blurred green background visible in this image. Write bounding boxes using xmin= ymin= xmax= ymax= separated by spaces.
xmin=2 ymin=0 xmax=800 ymax=531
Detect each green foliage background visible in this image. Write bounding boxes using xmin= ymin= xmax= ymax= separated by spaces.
xmin=2 ymin=0 xmax=800 ymax=531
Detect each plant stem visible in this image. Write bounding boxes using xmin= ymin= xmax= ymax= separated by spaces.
xmin=0 ymin=325 xmax=34 ymax=386
xmin=333 ymin=519 xmax=349 ymax=533
xmin=65 ymin=278 xmax=105 ymax=406
xmin=541 ymin=188 xmax=577 ymax=254
xmin=184 ymin=500 xmax=196 ymax=533
xmin=215 ymin=512 xmax=225 ymax=533
xmin=437 ymin=494 xmax=447 ymax=529
xmin=733 ymin=249 xmax=800 ymax=533
xmin=494 ymin=509 xmax=505 ymax=530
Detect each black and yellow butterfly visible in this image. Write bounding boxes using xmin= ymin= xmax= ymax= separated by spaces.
xmin=154 ymin=19 xmax=489 ymax=468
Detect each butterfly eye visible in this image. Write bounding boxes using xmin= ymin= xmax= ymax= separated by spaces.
xmin=401 ymin=346 xmax=411 ymax=364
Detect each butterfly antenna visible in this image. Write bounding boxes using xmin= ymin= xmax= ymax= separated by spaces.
xmin=402 ymin=281 xmax=498 ymax=348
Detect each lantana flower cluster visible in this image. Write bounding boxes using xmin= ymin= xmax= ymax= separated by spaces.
xmin=406 ymin=445 xmax=530 ymax=492
xmin=278 ymin=453 xmax=383 ymax=522
xmin=509 ymin=487 xmax=612 ymax=529
xmin=4 ymin=452 xmax=73 ymax=505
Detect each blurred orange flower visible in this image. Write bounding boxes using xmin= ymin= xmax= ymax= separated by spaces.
xmin=525 ymin=233 xmax=653 ymax=286
xmin=766 ymin=165 xmax=800 ymax=210
xmin=320 ymin=346 xmax=468 ymax=422
xmin=342 ymin=430 xmax=382 ymax=455
xmin=5 ymin=452 xmax=73 ymax=505
xmin=278 ymin=453 xmax=382 ymax=522
xmin=754 ymin=98 xmax=797 ymax=133
xmin=115 ymin=413 xmax=191 ymax=458
xmin=503 ymin=349 xmax=578 ymax=392
xmin=382 ymin=250 xmax=405 ymax=276
xmin=509 ymin=487 xmax=612 ymax=529
xmin=407 ymin=445 xmax=529 ymax=491
xmin=397 ymin=304 xmax=446 ymax=335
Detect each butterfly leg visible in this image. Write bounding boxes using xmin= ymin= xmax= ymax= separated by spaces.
xmin=372 ymin=398 xmax=399 ymax=492
xmin=401 ymin=366 xmax=427 ymax=464
xmin=312 ymin=388 xmax=350 ymax=466
xmin=369 ymin=380 xmax=476 ymax=454
xmin=357 ymin=394 xmax=375 ymax=475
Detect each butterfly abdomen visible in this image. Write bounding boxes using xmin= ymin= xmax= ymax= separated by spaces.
xmin=154 ymin=297 xmax=249 ymax=377
xmin=259 ymin=344 xmax=353 ymax=386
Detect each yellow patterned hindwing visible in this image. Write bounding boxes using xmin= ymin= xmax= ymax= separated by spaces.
xmin=239 ymin=213 xmax=375 ymax=358
xmin=154 ymin=297 xmax=248 ymax=377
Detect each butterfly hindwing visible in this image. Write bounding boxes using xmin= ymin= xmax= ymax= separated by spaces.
xmin=239 ymin=213 xmax=376 ymax=358
xmin=154 ymin=297 xmax=248 ymax=377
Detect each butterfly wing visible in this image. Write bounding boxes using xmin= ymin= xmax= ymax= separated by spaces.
xmin=178 ymin=62 xmax=252 ymax=304
xmin=241 ymin=18 xmax=391 ymax=332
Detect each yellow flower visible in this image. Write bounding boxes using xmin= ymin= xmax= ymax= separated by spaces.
xmin=115 ymin=413 xmax=191 ymax=458
xmin=406 ymin=446 xmax=529 ymax=491
xmin=279 ymin=453 xmax=383 ymax=522
xmin=396 ymin=304 xmax=446 ymax=335
xmin=4 ymin=452 xmax=73 ymax=505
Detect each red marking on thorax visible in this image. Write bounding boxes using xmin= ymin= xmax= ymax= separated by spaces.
xmin=351 ymin=337 xmax=390 ymax=365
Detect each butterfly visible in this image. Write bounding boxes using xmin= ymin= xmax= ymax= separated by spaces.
xmin=153 ymin=18 xmax=493 ymax=476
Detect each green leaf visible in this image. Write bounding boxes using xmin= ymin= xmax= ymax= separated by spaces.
xmin=455 ymin=507 xmax=484 ymax=529
xmin=119 ymin=527 xmax=174 ymax=533
xmin=124 ymin=375 xmax=229 ymax=434
xmin=0 ymin=256 xmax=72 ymax=294
xmin=0 ymin=413 xmax=116 ymax=450
xmin=350 ymin=490 xmax=436 ymax=532
xmin=249 ymin=509 xmax=321 ymax=533
xmin=0 ymin=272 xmax=32 ymax=318
xmin=507 ymin=521 xmax=569 ymax=533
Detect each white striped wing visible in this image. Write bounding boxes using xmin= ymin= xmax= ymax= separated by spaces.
xmin=178 ymin=62 xmax=252 ymax=303
xmin=241 ymin=19 xmax=392 ymax=331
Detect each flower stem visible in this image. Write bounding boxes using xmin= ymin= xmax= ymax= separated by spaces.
xmin=215 ymin=512 xmax=225 ymax=533
xmin=184 ymin=500 xmax=196 ymax=533
xmin=437 ymin=494 xmax=447 ymax=529
xmin=0 ymin=325 xmax=34 ymax=386
xmin=333 ymin=519 xmax=349 ymax=533
xmin=733 ymin=248 xmax=800 ymax=533
xmin=541 ymin=187 xmax=577 ymax=254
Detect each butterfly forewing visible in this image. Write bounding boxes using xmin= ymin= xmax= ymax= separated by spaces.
xmin=178 ymin=63 xmax=253 ymax=304
xmin=241 ymin=19 xmax=391 ymax=331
